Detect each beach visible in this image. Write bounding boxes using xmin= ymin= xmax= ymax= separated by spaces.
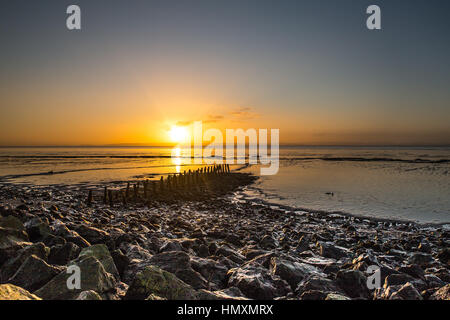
xmin=0 ymin=168 xmax=449 ymax=300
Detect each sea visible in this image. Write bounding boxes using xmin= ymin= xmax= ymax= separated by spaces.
xmin=0 ymin=146 xmax=449 ymax=224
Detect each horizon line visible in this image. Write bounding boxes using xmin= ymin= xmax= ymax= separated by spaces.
xmin=0 ymin=143 xmax=449 ymax=148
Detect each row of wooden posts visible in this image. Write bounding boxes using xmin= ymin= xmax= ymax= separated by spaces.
xmin=86 ymin=164 xmax=232 ymax=206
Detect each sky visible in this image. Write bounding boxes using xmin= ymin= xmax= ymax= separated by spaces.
xmin=0 ymin=0 xmax=449 ymax=146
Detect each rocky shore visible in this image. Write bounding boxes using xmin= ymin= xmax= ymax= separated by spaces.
xmin=0 ymin=171 xmax=449 ymax=300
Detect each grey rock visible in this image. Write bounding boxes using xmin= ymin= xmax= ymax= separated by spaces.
xmin=75 ymin=244 xmax=120 ymax=280
xmin=52 ymin=222 xmax=90 ymax=248
xmin=0 ymin=226 xmax=31 ymax=267
xmin=437 ymin=248 xmax=449 ymax=266
xmin=384 ymin=273 xmax=415 ymax=288
xmin=259 ymin=235 xmax=278 ymax=250
xmin=228 ymin=263 xmax=291 ymax=299
xmin=34 ymin=256 xmax=116 ymax=300
xmin=9 ymin=254 xmax=62 ymax=292
xmin=296 ymin=275 xmax=342 ymax=296
xmin=270 ymin=257 xmax=323 ymax=290
xmin=148 ymin=251 xmax=208 ymax=289
xmin=24 ymin=217 xmax=51 ymax=241
xmin=335 ymin=269 xmax=369 ymax=299
xmin=408 ymin=252 xmax=433 ymax=266
xmin=190 ymin=256 xmax=228 ymax=288
xmin=389 ymin=282 xmax=423 ymax=300
xmin=318 ymin=242 xmax=351 ymax=260
xmin=216 ymin=245 xmax=245 ymax=265
xmin=48 ymin=242 xmax=80 ymax=265
xmin=124 ymin=265 xmax=197 ymax=300
xmin=72 ymin=224 xmax=109 ymax=245
xmin=111 ymin=249 xmax=130 ymax=279
xmin=424 ymin=274 xmax=445 ymax=288
xmin=325 ymin=293 xmax=351 ymax=300
xmin=295 ymin=236 xmax=310 ymax=253
xmin=0 ymin=242 xmax=49 ymax=282
xmin=76 ymin=290 xmax=102 ymax=300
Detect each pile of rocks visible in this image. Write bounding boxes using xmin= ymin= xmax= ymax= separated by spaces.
xmin=0 ymin=179 xmax=448 ymax=300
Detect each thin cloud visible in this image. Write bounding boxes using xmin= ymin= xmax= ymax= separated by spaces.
xmin=176 ymin=120 xmax=194 ymax=126
xmin=228 ymin=107 xmax=260 ymax=121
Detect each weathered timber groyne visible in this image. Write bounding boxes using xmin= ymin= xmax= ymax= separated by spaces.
xmin=86 ymin=164 xmax=257 ymax=206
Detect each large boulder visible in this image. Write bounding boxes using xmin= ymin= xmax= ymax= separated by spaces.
xmin=270 ymin=257 xmax=324 ymax=290
xmin=124 ymin=265 xmax=197 ymax=300
xmin=245 ymin=252 xmax=276 ymax=269
xmin=122 ymin=243 xmax=153 ymax=260
xmin=296 ymin=275 xmax=342 ymax=297
xmin=111 ymin=249 xmax=130 ymax=279
xmin=437 ymin=248 xmax=449 ymax=266
xmin=190 ymin=257 xmax=228 ymax=288
xmin=384 ymin=273 xmax=416 ymax=288
xmin=34 ymin=256 xmax=116 ymax=300
xmin=158 ymin=239 xmax=184 ymax=253
xmin=72 ymin=225 xmax=110 ymax=245
xmin=227 ymin=263 xmax=291 ymax=299
xmin=408 ymin=252 xmax=433 ymax=266
xmin=42 ymin=234 xmax=66 ymax=247
xmin=389 ymin=282 xmax=423 ymax=300
xmin=425 ymin=274 xmax=445 ymax=288
xmin=52 ymin=221 xmax=90 ymax=248
xmin=0 ymin=242 xmax=49 ymax=282
xmin=216 ymin=245 xmax=246 ymax=265
xmin=8 ymin=255 xmax=63 ymax=292
xmin=0 ymin=226 xmax=31 ymax=267
xmin=259 ymin=235 xmax=278 ymax=250
xmin=296 ymin=236 xmax=310 ymax=253
xmin=0 ymin=284 xmax=41 ymax=300
xmin=0 ymin=216 xmax=25 ymax=231
xmin=48 ymin=242 xmax=80 ymax=265
xmin=397 ymin=264 xmax=425 ymax=280
xmin=148 ymin=251 xmax=208 ymax=289
xmin=352 ymin=250 xmax=379 ymax=266
xmin=318 ymin=242 xmax=351 ymax=260
xmin=75 ymin=244 xmax=119 ymax=280
xmin=335 ymin=269 xmax=369 ymax=299
xmin=24 ymin=217 xmax=51 ymax=241
xmin=122 ymin=259 xmax=153 ymax=285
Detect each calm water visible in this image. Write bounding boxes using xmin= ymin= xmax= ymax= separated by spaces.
xmin=0 ymin=146 xmax=449 ymax=223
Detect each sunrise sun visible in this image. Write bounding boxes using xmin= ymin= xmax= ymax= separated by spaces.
xmin=169 ymin=125 xmax=189 ymax=143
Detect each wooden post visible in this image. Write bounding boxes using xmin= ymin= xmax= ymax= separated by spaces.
xmin=103 ymin=186 xmax=108 ymax=204
xmin=126 ymin=182 xmax=130 ymax=200
xmin=133 ymin=183 xmax=138 ymax=200
xmin=144 ymin=180 xmax=148 ymax=199
xmin=87 ymin=190 xmax=93 ymax=206
xmin=108 ymin=190 xmax=113 ymax=207
xmin=122 ymin=190 xmax=127 ymax=205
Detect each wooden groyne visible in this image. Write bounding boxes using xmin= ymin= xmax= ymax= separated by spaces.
xmin=86 ymin=164 xmax=256 ymax=207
